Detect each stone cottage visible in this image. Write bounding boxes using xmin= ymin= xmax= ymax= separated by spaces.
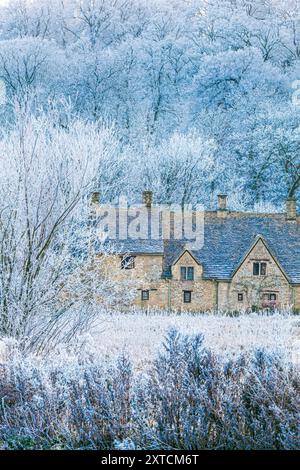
xmin=92 ymin=192 xmax=300 ymax=312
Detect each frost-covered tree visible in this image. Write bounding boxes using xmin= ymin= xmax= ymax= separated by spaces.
xmin=0 ymin=0 xmax=299 ymax=209
xmin=141 ymin=131 xmax=219 ymax=207
xmin=0 ymin=37 xmax=64 ymax=110
xmin=0 ymin=108 xmax=134 ymax=351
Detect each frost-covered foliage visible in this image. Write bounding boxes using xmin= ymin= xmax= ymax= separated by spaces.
xmin=0 ymin=110 xmax=136 ymax=351
xmin=74 ymin=310 xmax=300 ymax=370
xmin=0 ymin=0 xmax=298 ymax=207
xmin=0 ymin=329 xmax=299 ymax=450
xmin=0 ymin=3 xmax=298 ymax=449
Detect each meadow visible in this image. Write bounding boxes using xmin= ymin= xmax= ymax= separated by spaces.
xmin=90 ymin=310 xmax=300 ymax=369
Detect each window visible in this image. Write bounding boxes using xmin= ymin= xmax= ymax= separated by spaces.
xmin=121 ymin=256 xmax=135 ymax=270
xmin=180 ymin=267 xmax=194 ymax=281
xmin=141 ymin=290 xmax=149 ymax=301
xmin=253 ymin=262 xmax=267 ymax=276
xmin=238 ymin=293 xmax=244 ymax=302
xmin=187 ymin=267 xmax=194 ymax=281
xmin=262 ymin=293 xmax=277 ymax=302
xmin=253 ymin=262 xmax=260 ymax=275
xmin=183 ymin=291 xmax=192 ymax=303
xmin=260 ymin=262 xmax=267 ymax=276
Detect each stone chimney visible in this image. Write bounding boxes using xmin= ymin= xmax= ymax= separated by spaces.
xmin=218 ymin=194 xmax=227 ymax=210
xmin=286 ymin=197 xmax=297 ymax=221
xmin=217 ymin=194 xmax=228 ymax=218
xmin=143 ymin=190 xmax=153 ymax=209
xmin=91 ymin=191 xmax=101 ymax=206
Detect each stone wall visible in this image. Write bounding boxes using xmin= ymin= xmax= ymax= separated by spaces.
xmin=96 ymin=241 xmax=296 ymax=312
xmin=218 ymin=239 xmax=292 ymax=310
xmin=98 ymin=253 xmax=163 ymax=283
xmin=98 ymin=251 xmax=216 ymax=311
xmin=167 ymin=251 xmax=216 ymax=311
xmin=294 ymin=285 xmax=300 ymax=310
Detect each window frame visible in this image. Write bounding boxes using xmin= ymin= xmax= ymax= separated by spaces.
xmin=253 ymin=262 xmax=260 ymax=276
xmin=180 ymin=266 xmax=194 ymax=281
xmin=183 ymin=290 xmax=192 ymax=303
xmin=253 ymin=261 xmax=267 ymax=276
xmin=141 ymin=290 xmax=150 ymax=301
xmin=187 ymin=267 xmax=194 ymax=281
xmin=260 ymin=262 xmax=267 ymax=276
xmin=262 ymin=293 xmax=277 ymax=302
xmin=238 ymin=293 xmax=244 ymax=302
xmin=121 ymin=255 xmax=136 ymax=270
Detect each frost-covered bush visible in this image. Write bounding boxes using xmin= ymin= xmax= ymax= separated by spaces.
xmin=137 ymin=329 xmax=300 ymax=450
xmin=0 ymin=350 xmax=134 ymax=450
xmin=0 ymin=330 xmax=299 ymax=450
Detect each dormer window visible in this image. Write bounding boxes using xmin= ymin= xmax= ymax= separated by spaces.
xmin=121 ymin=255 xmax=135 ymax=270
xmin=180 ymin=267 xmax=194 ymax=281
xmin=253 ymin=262 xmax=267 ymax=276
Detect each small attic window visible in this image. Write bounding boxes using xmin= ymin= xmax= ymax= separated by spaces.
xmin=180 ymin=267 xmax=194 ymax=281
xmin=121 ymin=256 xmax=135 ymax=270
xmin=253 ymin=262 xmax=267 ymax=276
xmin=260 ymin=262 xmax=267 ymax=275
xmin=253 ymin=262 xmax=259 ymax=275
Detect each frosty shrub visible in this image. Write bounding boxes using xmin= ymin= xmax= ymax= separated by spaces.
xmin=0 ymin=348 xmax=134 ymax=450
xmin=0 ymin=329 xmax=299 ymax=450
xmin=137 ymin=329 xmax=300 ymax=450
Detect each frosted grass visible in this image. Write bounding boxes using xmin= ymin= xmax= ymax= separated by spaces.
xmin=90 ymin=310 xmax=300 ymax=369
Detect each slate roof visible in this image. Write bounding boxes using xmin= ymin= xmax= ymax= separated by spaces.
xmin=100 ymin=212 xmax=300 ymax=284
xmin=99 ymin=238 xmax=164 ymax=255
xmin=163 ymin=214 xmax=300 ymax=284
